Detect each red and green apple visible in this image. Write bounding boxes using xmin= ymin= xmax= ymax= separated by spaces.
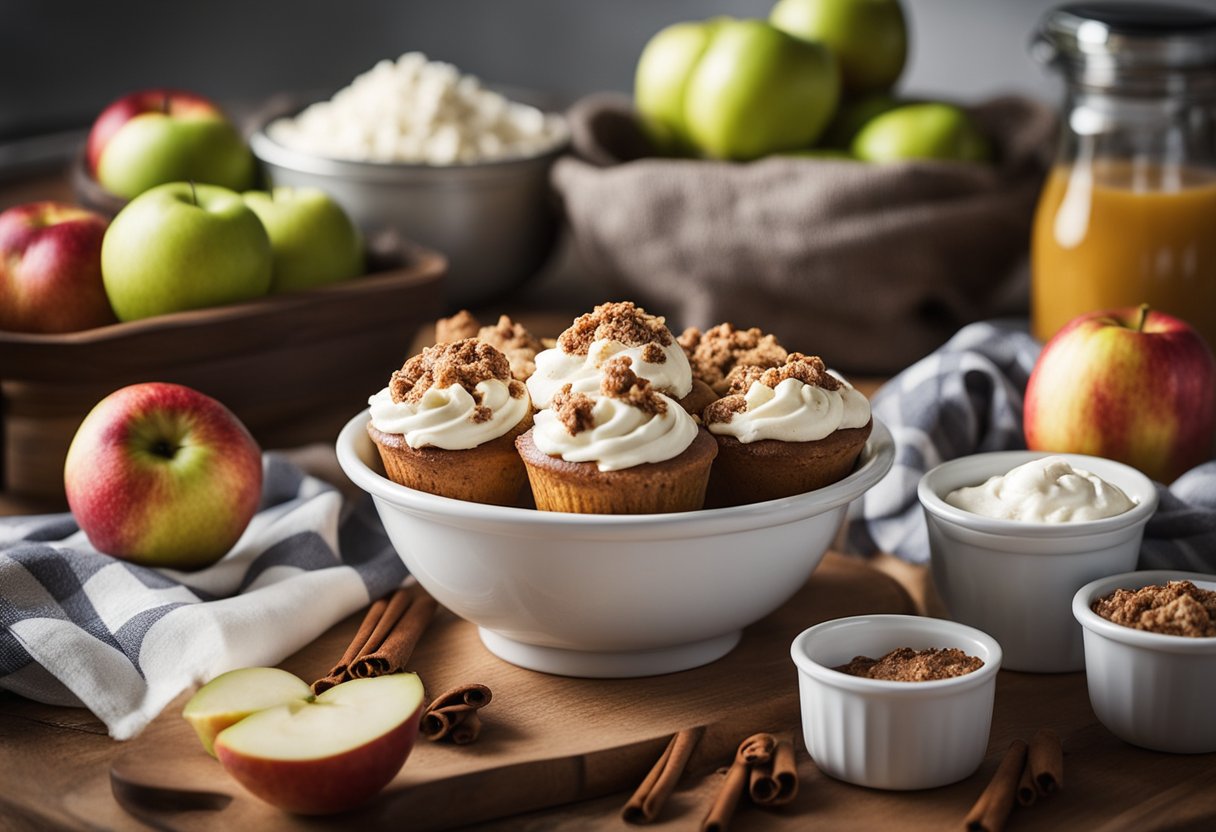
xmin=87 ymin=89 xmax=255 ymax=199
xmin=64 ymin=382 xmax=263 ymax=569
xmin=0 ymin=201 xmax=115 ymax=333
xmin=1024 ymin=305 xmax=1216 ymax=483
xmin=101 ymin=182 xmax=272 ymax=321
xmin=242 ymin=187 xmax=364 ymax=293
xmin=183 ymin=667 xmax=314 ymax=757
xmin=213 ymin=672 xmax=425 ymax=815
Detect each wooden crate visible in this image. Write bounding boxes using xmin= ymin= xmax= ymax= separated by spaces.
xmin=0 ymin=242 xmax=445 ymax=502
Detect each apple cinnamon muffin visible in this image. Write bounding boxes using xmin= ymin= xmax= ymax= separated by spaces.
xmin=678 ymin=322 xmax=788 ymax=396
xmin=526 ymin=301 xmax=712 ymax=416
xmin=703 ymin=353 xmax=871 ymax=505
xmin=435 ymin=310 xmax=544 ymax=381
xmin=517 ymin=356 xmax=717 ymax=514
xmin=367 ymin=339 xmax=532 ymax=505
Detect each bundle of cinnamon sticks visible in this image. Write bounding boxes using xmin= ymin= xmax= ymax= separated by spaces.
xmin=964 ymin=729 xmax=1064 ymax=832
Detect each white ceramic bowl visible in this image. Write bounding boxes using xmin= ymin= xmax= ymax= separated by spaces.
xmin=337 ymin=411 xmax=894 ymax=678
xmin=790 ymin=614 xmax=1002 ymax=790
xmin=918 ymin=451 xmax=1157 ymax=673
xmin=1074 ymin=570 xmax=1216 ymax=754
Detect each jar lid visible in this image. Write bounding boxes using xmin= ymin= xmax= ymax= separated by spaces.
xmin=1033 ymin=2 xmax=1216 ymax=90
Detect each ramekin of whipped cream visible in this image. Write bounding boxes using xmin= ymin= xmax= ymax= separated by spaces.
xmin=917 ymin=451 xmax=1158 ymax=673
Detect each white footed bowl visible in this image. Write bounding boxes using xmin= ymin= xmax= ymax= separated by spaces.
xmin=791 ymin=614 xmax=1002 ymax=790
xmin=919 ymin=451 xmax=1157 ymax=673
xmin=1074 ymin=571 xmax=1216 ymax=754
xmin=337 ymin=411 xmax=894 ymax=678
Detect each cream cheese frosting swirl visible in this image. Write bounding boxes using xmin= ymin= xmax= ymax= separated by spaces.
xmin=368 ymin=379 xmax=528 ymax=450
xmin=527 ymin=337 xmax=693 ymax=408
xmin=532 ymin=391 xmax=697 ymax=471
xmin=945 ymin=456 xmax=1135 ymax=523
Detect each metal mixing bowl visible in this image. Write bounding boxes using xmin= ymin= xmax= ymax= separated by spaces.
xmin=249 ymin=98 xmax=568 ymax=307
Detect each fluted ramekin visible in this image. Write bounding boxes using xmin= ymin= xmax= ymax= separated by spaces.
xmin=790 ymin=614 xmax=1002 ymax=790
xmin=1074 ymin=571 xmax=1216 ymax=754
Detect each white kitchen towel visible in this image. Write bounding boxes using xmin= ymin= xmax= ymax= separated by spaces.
xmin=848 ymin=320 xmax=1216 ymax=571
xmin=0 ymin=454 xmax=407 ymax=740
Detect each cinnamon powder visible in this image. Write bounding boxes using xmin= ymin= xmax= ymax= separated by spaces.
xmin=834 ymin=647 xmax=984 ymax=681
xmin=1093 ymin=581 xmax=1216 ymax=637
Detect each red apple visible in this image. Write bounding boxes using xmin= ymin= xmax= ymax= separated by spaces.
xmin=1025 ymin=305 xmax=1216 ymax=483
xmin=87 ymin=89 xmax=255 ymax=199
xmin=183 ymin=667 xmax=314 ymax=757
xmin=0 ymin=201 xmax=115 ymax=333
xmin=64 ymin=382 xmax=263 ymax=569
xmin=214 ymin=673 xmax=425 ymax=815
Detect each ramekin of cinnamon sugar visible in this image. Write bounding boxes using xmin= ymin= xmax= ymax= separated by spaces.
xmin=1073 ymin=571 xmax=1216 ymax=754
xmin=790 ymin=614 xmax=1002 ymax=790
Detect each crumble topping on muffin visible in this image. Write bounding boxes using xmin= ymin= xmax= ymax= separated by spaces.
xmin=704 ymin=353 xmax=842 ymax=425
xmin=434 ymin=310 xmax=543 ymax=381
xmin=552 ymin=357 xmax=667 ymax=435
xmin=435 ymin=309 xmax=481 ymax=343
xmin=390 ymin=339 xmax=525 ymax=422
xmin=678 ymin=323 xmax=788 ymax=395
xmin=557 ymin=301 xmax=674 ymax=358
xmin=1093 ymin=581 xmax=1216 ymax=638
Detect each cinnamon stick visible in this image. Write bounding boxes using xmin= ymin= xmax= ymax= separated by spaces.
xmin=622 ymin=727 xmax=704 ymax=824
xmin=748 ymin=735 xmax=798 ymax=806
xmin=350 ymin=587 xmax=438 ymax=678
xmin=311 ymin=588 xmax=409 ymax=694
xmin=422 ymin=684 xmax=494 ymax=744
xmin=1028 ymin=729 xmax=1063 ymax=796
xmin=702 ymin=734 xmax=776 ymax=832
xmin=1016 ymin=760 xmax=1037 ymax=808
xmin=964 ymin=740 xmax=1028 ymax=832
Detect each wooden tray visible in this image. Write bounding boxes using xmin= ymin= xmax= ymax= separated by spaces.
xmin=0 ymin=239 xmax=444 ymax=501
xmin=91 ymin=554 xmax=915 ymax=831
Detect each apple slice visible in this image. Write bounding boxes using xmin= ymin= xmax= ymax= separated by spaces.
xmin=213 ymin=672 xmax=425 ymax=815
xmin=182 ymin=667 xmax=314 ymax=757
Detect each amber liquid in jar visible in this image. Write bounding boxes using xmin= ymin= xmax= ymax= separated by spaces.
xmin=1031 ymin=160 xmax=1216 ymax=347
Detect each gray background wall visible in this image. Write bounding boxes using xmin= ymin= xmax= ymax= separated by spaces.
xmin=11 ymin=0 xmax=1214 ymax=140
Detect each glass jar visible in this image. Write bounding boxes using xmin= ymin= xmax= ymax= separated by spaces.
xmin=1030 ymin=3 xmax=1216 ymax=348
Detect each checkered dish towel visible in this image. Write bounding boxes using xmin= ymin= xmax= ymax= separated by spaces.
xmin=0 ymin=454 xmax=407 ymax=740
xmin=848 ymin=320 xmax=1216 ymax=572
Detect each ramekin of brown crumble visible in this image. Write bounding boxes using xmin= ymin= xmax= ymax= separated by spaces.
xmin=1073 ymin=571 xmax=1216 ymax=754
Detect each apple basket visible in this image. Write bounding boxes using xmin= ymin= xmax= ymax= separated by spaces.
xmin=0 ymin=237 xmax=444 ymax=502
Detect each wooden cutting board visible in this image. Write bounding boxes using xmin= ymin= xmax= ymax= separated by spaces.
xmin=97 ymin=552 xmax=914 ymax=831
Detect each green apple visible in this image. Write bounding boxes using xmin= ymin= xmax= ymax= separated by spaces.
xmin=851 ymin=103 xmax=990 ymax=163
xmin=636 ymin=18 xmax=838 ymax=160
xmin=89 ymin=90 xmax=255 ymax=200
xmin=820 ymin=92 xmax=901 ymax=147
xmin=771 ymin=0 xmax=908 ymax=94
xmin=64 ymin=382 xmax=263 ymax=570
xmin=183 ymin=667 xmax=314 ymax=757
xmin=101 ymin=182 xmax=272 ymax=321
xmin=242 ymin=187 xmax=364 ymax=293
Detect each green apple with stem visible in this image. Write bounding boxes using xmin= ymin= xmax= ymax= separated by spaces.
xmin=242 ymin=187 xmax=364 ymax=293
xmin=183 ymin=667 xmax=314 ymax=756
xmin=771 ymin=0 xmax=908 ymax=94
xmin=851 ymin=102 xmax=990 ymax=163
xmin=88 ymin=89 xmax=255 ymax=199
xmin=64 ymin=382 xmax=263 ymax=570
xmin=101 ymin=182 xmax=272 ymax=321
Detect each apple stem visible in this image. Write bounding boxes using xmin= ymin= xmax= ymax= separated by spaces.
xmin=189 ymin=180 xmax=198 ymax=206
xmin=1136 ymin=303 xmax=1150 ymax=333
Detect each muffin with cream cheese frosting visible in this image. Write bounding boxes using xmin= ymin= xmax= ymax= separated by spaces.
xmin=516 ymin=356 xmax=717 ymax=514
xmin=702 ymin=352 xmax=871 ymax=505
xmin=367 ymin=339 xmax=533 ymax=505
xmin=678 ymin=323 xmax=788 ymax=397
xmin=526 ymin=301 xmax=713 ymax=417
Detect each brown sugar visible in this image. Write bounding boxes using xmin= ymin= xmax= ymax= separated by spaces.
xmin=678 ymin=323 xmax=788 ymax=395
xmin=556 ymin=301 xmax=674 ymax=357
xmin=1093 ymin=581 xmax=1216 ymax=637
xmin=551 ymin=357 xmax=668 ymax=435
xmin=834 ymin=647 xmax=984 ymax=682
xmin=389 ymin=339 xmax=524 ymax=407
xmin=703 ymin=353 xmax=842 ymax=426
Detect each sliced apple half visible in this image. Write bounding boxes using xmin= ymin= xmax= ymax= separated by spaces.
xmin=183 ymin=667 xmax=314 ymax=757
xmin=213 ymin=672 xmax=425 ymax=815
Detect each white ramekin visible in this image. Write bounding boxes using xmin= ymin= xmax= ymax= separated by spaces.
xmin=790 ymin=614 xmax=1002 ymax=790
xmin=918 ymin=451 xmax=1157 ymax=673
xmin=1073 ymin=571 xmax=1216 ymax=754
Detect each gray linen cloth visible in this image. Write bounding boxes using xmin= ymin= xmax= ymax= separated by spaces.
xmin=552 ymin=93 xmax=1057 ymax=374
xmin=847 ymin=320 xmax=1216 ymax=571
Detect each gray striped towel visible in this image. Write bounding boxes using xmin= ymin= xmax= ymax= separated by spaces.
xmin=0 ymin=454 xmax=407 ymax=740
xmin=848 ymin=320 xmax=1216 ymax=572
